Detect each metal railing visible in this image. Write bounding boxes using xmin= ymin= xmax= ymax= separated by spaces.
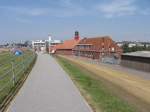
xmin=0 ymin=51 xmax=36 ymax=104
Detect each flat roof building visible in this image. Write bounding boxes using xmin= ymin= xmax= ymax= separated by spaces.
xmin=32 ymin=40 xmax=47 ymax=52
xmin=121 ymin=51 xmax=150 ymax=72
xmin=48 ymin=35 xmax=63 ymax=54
xmin=122 ymin=51 xmax=150 ymax=58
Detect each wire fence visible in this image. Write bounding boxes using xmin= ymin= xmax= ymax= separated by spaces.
xmin=0 ymin=50 xmax=36 ymax=105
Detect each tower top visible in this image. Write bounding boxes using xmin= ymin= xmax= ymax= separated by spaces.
xmin=74 ymin=31 xmax=80 ymax=40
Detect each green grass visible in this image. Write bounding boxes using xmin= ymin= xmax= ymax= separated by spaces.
xmin=56 ymin=56 xmax=136 ymax=112
xmin=0 ymin=50 xmax=36 ymax=104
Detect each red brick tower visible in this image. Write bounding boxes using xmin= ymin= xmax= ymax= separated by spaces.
xmin=74 ymin=31 xmax=80 ymax=40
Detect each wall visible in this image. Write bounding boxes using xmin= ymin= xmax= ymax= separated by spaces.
xmin=121 ymin=55 xmax=150 ymax=72
xmin=55 ymin=49 xmax=73 ymax=55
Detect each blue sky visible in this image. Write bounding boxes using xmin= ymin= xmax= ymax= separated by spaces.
xmin=0 ymin=0 xmax=150 ymax=43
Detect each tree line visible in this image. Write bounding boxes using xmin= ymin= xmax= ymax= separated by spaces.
xmin=122 ymin=43 xmax=150 ymax=53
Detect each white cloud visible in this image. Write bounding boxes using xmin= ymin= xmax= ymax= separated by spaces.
xmin=96 ymin=0 xmax=137 ymax=18
xmin=0 ymin=0 xmax=149 ymax=19
xmin=0 ymin=3 xmax=89 ymax=18
xmin=54 ymin=0 xmax=90 ymax=17
xmin=0 ymin=6 xmax=49 ymax=16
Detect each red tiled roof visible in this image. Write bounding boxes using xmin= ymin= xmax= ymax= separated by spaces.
xmin=76 ymin=36 xmax=122 ymax=52
xmin=78 ymin=36 xmax=112 ymax=45
xmin=54 ymin=39 xmax=80 ymax=50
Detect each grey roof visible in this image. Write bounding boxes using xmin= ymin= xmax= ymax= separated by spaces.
xmin=123 ymin=51 xmax=150 ymax=58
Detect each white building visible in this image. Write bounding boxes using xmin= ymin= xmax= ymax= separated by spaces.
xmin=117 ymin=42 xmax=124 ymax=47
xmin=128 ymin=43 xmax=136 ymax=48
xmin=32 ymin=34 xmax=62 ymax=53
xmin=32 ymin=40 xmax=47 ymax=53
xmin=48 ymin=35 xmax=62 ymax=53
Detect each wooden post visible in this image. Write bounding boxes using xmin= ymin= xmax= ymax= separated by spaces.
xmin=11 ymin=61 xmax=15 ymax=86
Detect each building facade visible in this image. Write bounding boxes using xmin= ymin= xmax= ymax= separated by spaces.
xmin=32 ymin=40 xmax=47 ymax=52
xmin=52 ymin=31 xmax=80 ymax=55
xmin=32 ymin=35 xmax=62 ymax=53
xmin=48 ymin=35 xmax=62 ymax=54
xmin=54 ymin=39 xmax=80 ymax=55
xmin=73 ymin=36 xmax=122 ymax=61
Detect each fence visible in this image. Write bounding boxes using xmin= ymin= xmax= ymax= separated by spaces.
xmin=0 ymin=51 xmax=36 ymax=107
xmin=101 ymin=57 xmax=120 ymax=64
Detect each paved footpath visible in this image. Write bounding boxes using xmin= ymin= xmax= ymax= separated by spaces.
xmin=7 ymin=53 xmax=92 ymax=112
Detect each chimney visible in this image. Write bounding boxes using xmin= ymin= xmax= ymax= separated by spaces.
xmin=74 ymin=31 xmax=80 ymax=40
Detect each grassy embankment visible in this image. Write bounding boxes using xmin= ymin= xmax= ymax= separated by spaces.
xmin=0 ymin=50 xmax=36 ymax=111
xmin=56 ymin=56 xmax=137 ymax=112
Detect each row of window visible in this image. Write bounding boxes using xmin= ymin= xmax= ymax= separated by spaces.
xmin=76 ymin=45 xmax=115 ymax=51
xmin=34 ymin=43 xmax=46 ymax=46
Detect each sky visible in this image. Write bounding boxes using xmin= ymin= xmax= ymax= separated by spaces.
xmin=0 ymin=0 xmax=150 ymax=44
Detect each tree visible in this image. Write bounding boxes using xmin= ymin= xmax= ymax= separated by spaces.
xmin=122 ymin=43 xmax=129 ymax=53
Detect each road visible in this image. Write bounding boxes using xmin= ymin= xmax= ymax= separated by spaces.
xmin=7 ymin=53 xmax=92 ymax=112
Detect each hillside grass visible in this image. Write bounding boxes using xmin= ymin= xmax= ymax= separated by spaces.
xmin=0 ymin=50 xmax=36 ymax=105
xmin=56 ymin=56 xmax=136 ymax=112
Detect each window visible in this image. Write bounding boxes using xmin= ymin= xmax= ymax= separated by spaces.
xmin=111 ymin=47 xmax=115 ymax=52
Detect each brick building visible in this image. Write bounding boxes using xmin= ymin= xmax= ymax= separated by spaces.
xmin=53 ymin=31 xmax=80 ymax=55
xmin=73 ymin=36 xmax=122 ymax=60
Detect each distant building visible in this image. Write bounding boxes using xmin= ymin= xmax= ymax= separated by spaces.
xmin=128 ymin=42 xmax=136 ymax=48
xmin=32 ymin=40 xmax=47 ymax=52
xmin=0 ymin=44 xmax=9 ymax=48
xmin=48 ymin=35 xmax=62 ymax=54
xmin=73 ymin=36 xmax=122 ymax=62
xmin=32 ymin=35 xmax=62 ymax=53
xmin=121 ymin=51 xmax=150 ymax=72
xmin=117 ymin=42 xmax=124 ymax=47
xmin=14 ymin=43 xmax=28 ymax=48
xmin=53 ymin=31 xmax=80 ymax=55
xmin=146 ymin=44 xmax=150 ymax=48
xmin=117 ymin=41 xmax=150 ymax=48
xmin=141 ymin=42 xmax=150 ymax=48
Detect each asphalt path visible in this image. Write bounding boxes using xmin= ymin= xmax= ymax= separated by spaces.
xmin=7 ymin=53 xmax=92 ymax=112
